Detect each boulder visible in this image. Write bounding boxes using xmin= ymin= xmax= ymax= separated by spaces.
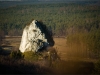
xmin=19 ymin=20 xmax=54 ymax=53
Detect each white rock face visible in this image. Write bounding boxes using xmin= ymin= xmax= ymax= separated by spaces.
xmin=19 ymin=20 xmax=54 ymax=53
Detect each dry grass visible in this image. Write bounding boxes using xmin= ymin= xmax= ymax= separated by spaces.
xmin=54 ymin=38 xmax=68 ymax=60
xmin=54 ymin=38 xmax=98 ymax=63
xmin=0 ymin=37 xmax=99 ymax=74
xmin=2 ymin=37 xmax=99 ymax=62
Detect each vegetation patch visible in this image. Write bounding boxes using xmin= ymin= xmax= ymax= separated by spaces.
xmin=23 ymin=51 xmax=41 ymax=61
xmin=10 ymin=50 xmax=24 ymax=59
xmin=51 ymin=60 xmax=95 ymax=74
xmin=93 ymin=59 xmax=100 ymax=74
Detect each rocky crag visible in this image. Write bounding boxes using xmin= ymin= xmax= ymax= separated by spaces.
xmin=19 ymin=20 xmax=54 ymax=53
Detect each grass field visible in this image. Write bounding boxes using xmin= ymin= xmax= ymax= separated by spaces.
xmin=0 ymin=37 xmax=99 ymax=74
xmin=2 ymin=37 xmax=98 ymax=62
xmin=54 ymin=38 xmax=98 ymax=62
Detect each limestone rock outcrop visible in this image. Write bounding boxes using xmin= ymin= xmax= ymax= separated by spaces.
xmin=19 ymin=20 xmax=54 ymax=53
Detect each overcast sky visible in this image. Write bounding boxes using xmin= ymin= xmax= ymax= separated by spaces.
xmin=0 ymin=0 xmax=99 ymax=1
xmin=0 ymin=0 xmax=21 ymax=1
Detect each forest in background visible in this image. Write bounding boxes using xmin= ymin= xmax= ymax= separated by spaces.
xmin=0 ymin=1 xmax=100 ymax=57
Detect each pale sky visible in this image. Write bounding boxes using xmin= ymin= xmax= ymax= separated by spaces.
xmin=0 ymin=0 xmax=99 ymax=1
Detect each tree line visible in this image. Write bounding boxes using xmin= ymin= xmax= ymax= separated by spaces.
xmin=0 ymin=3 xmax=99 ymax=36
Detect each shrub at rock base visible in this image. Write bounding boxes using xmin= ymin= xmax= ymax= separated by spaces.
xmin=10 ymin=47 xmax=60 ymax=67
xmin=23 ymin=51 xmax=41 ymax=61
xmin=10 ymin=50 xmax=24 ymax=59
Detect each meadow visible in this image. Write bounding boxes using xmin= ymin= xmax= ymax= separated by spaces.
xmin=0 ymin=37 xmax=99 ymax=74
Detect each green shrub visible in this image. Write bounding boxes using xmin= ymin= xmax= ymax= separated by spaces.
xmin=23 ymin=47 xmax=60 ymax=62
xmin=10 ymin=50 xmax=24 ymax=59
xmin=23 ymin=51 xmax=41 ymax=61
